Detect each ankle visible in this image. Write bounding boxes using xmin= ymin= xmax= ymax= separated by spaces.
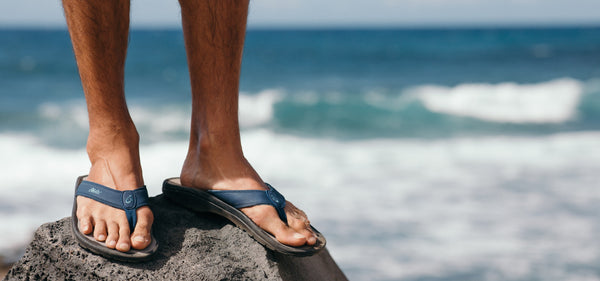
xmin=180 ymin=166 xmax=265 ymax=191
xmin=87 ymin=122 xmax=139 ymax=154
xmin=181 ymin=139 xmax=264 ymax=190
xmin=186 ymin=132 xmax=244 ymax=162
xmin=87 ymin=158 xmax=143 ymax=190
xmin=85 ymin=123 xmax=143 ymax=189
xmin=197 ymin=130 xmax=242 ymax=153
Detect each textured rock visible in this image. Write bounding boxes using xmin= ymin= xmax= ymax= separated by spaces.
xmin=4 ymin=195 xmax=347 ymax=281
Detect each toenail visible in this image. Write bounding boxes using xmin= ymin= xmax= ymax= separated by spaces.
xmin=308 ymin=236 xmax=317 ymax=244
xmin=133 ymin=236 xmax=145 ymax=243
xmin=293 ymin=233 xmax=305 ymax=239
xmin=118 ymin=243 xmax=128 ymax=249
xmin=107 ymin=240 xmax=116 ymax=247
xmin=98 ymin=234 xmax=106 ymax=240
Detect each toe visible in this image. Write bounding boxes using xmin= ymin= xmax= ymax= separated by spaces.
xmin=79 ymin=216 xmax=93 ymax=235
xmin=242 ymin=205 xmax=307 ymax=247
xmin=298 ymin=228 xmax=317 ymax=245
xmin=288 ymin=215 xmax=309 ymax=232
xmin=131 ymin=206 xmax=153 ymax=250
xmin=116 ymin=219 xmax=131 ymax=252
xmin=288 ymin=218 xmax=315 ymax=245
xmin=284 ymin=203 xmax=315 ymax=244
xmin=93 ymin=220 xmax=107 ymax=242
xmin=76 ymin=197 xmax=94 ymax=234
xmin=270 ymin=220 xmax=307 ymax=246
xmin=106 ymin=222 xmax=119 ymax=249
xmin=284 ymin=229 xmax=309 ymax=246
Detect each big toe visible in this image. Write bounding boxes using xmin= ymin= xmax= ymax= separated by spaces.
xmin=242 ymin=205 xmax=307 ymax=247
xmin=130 ymin=206 xmax=153 ymax=250
xmin=275 ymin=227 xmax=309 ymax=247
xmin=286 ymin=216 xmax=316 ymax=245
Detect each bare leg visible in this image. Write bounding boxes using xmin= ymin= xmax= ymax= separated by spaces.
xmin=178 ymin=0 xmax=316 ymax=246
xmin=63 ymin=0 xmax=152 ymax=252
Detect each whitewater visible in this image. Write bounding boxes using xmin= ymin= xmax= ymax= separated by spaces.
xmin=2 ymin=130 xmax=600 ymax=280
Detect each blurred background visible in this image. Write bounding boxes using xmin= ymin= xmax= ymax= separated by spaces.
xmin=1 ymin=1 xmax=600 ymax=280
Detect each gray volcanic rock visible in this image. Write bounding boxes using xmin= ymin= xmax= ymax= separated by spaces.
xmin=4 ymin=195 xmax=347 ymax=281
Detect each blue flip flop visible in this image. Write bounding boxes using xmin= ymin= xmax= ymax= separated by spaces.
xmin=162 ymin=177 xmax=326 ymax=256
xmin=71 ymin=176 xmax=159 ymax=262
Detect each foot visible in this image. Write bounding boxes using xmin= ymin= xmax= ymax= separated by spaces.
xmin=76 ymin=129 xmax=153 ymax=252
xmin=180 ymin=143 xmax=317 ymax=247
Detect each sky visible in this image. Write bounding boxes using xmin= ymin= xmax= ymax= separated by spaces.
xmin=0 ymin=0 xmax=599 ymax=28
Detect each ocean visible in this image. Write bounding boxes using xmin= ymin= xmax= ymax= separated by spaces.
xmin=1 ymin=26 xmax=600 ymax=280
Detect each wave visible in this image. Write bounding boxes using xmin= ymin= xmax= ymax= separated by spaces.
xmin=271 ymin=78 xmax=600 ymax=138
xmin=413 ymin=78 xmax=583 ymax=123
xmin=16 ymin=78 xmax=600 ymax=147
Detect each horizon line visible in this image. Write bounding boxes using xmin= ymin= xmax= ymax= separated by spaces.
xmin=1 ymin=21 xmax=600 ymax=31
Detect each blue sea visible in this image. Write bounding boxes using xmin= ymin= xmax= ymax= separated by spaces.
xmin=1 ymin=27 xmax=600 ymax=280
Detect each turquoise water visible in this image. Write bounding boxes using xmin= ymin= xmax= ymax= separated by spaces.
xmin=1 ymin=27 xmax=600 ymax=280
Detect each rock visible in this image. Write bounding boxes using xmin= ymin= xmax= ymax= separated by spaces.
xmin=4 ymin=195 xmax=347 ymax=281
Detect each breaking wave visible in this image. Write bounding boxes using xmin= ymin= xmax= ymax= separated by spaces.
xmin=414 ymin=78 xmax=583 ymax=123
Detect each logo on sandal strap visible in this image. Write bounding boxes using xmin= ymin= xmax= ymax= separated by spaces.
xmin=123 ymin=191 xmax=136 ymax=209
xmin=267 ymin=187 xmax=285 ymax=209
xmin=88 ymin=188 xmax=101 ymax=195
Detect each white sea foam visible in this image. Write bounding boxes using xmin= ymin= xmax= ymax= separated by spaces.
xmin=2 ymin=130 xmax=600 ymax=280
xmin=238 ymin=89 xmax=282 ymax=127
xmin=414 ymin=78 xmax=583 ymax=123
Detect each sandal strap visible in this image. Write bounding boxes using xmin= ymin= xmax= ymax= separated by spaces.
xmin=76 ymin=180 xmax=149 ymax=231
xmin=209 ymin=183 xmax=288 ymax=224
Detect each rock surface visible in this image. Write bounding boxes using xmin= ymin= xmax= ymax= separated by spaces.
xmin=4 ymin=195 xmax=347 ymax=281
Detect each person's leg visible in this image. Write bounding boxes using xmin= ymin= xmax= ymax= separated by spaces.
xmin=178 ymin=0 xmax=316 ymax=246
xmin=63 ymin=0 xmax=152 ymax=252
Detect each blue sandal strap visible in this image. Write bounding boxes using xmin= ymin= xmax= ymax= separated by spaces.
xmin=76 ymin=180 xmax=149 ymax=231
xmin=209 ymin=183 xmax=288 ymax=224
